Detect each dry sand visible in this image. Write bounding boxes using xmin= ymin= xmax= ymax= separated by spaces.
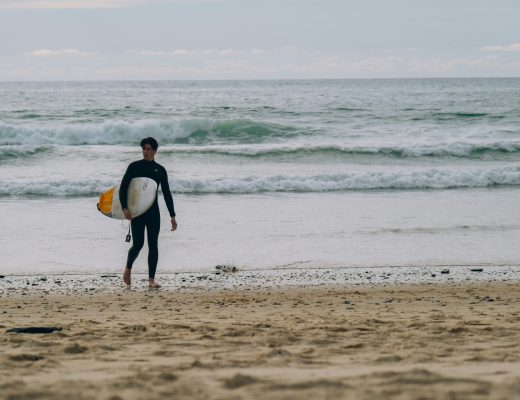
xmin=1 ymin=281 xmax=519 ymax=400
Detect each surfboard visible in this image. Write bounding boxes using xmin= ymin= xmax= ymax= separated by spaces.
xmin=97 ymin=177 xmax=157 ymax=220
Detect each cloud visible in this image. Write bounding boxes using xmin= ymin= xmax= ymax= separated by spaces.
xmin=407 ymin=56 xmax=499 ymax=73
xmin=28 ymin=49 xmax=98 ymax=57
xmin=128 ymin=47 xmax=309 ymax=57
xmin=480 ymin=43 xmax=520 ymax=52
xmin=129 ymin=50 xmax=169 ymax=56
xmin=130 ymin=48 xmax=260 ymax=56
xmin=277 ymin=56 xmax=404 ymax=75
xmin=172 ymin=48 xmax=240 ymax=56
xmin=282 ymin=46 xmax=302 ymax=55
xmin=3 ymin=51 xmax=520 ymax=81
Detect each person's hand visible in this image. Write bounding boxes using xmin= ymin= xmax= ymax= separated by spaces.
xmin=122 ymin=208 xmax=132 ymax=220
xmin=171 ymin=217 xmax=177 ymax=231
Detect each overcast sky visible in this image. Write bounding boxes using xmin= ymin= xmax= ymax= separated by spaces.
xmin=1 ymin=0 xmax=519 ymax=80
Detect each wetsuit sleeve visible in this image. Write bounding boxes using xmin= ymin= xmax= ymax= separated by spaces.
xmin=119 ymin=163 xmax=135 ymax=210
xmin=161 ymin=167 xmax=176 ymax=217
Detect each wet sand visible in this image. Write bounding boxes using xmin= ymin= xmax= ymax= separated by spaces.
xmin=1 ymin=281 xmax=519 ymax=400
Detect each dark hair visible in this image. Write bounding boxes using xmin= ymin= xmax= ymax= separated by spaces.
xmin=140 ymin=137 xmax=158 ymax=151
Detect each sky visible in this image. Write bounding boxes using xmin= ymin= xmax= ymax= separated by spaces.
xmin=0 ymin=0 xmax=519 ymax=80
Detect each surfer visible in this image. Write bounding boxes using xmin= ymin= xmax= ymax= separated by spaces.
xmin=120 ymin=137 xmax=177 ymax=289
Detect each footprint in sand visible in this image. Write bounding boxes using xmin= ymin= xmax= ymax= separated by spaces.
xmin=9 ymin=354 xmax=44 ymax=362
xmin=63 ymin=343 xmax=88 ymax=354
xmin=122 ymin=325 xmax=147 ymax=332
xmin=223 ymin=374 xmax=259 ymax=389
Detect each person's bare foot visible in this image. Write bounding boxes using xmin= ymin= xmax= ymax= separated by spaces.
xmin=123 ymin=267 xmax=131 ymax=287
xmin=148 ymin=279 xmax=161 ymax=289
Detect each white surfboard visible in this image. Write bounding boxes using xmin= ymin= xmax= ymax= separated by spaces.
xmin=97 ymin=177 xmax=157 ymax=220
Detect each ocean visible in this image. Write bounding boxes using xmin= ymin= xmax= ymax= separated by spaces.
xmin=1 ymin=78 xmax=520 ymax=275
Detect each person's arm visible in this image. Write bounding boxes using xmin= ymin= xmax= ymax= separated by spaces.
xmin=119 ymin=163 xmax=134 ymax=220
xmin=161 ymin=167 xmax=177 ymax=231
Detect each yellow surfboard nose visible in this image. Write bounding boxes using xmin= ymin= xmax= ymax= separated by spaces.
xmin=97 ymin=178 xmax=157 ymax=220
xmin=97 ymin=186 xmax=115 ymax=217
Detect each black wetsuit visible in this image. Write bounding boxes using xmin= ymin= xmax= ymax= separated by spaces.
xmin=119 ymin=159 xmax=175 ymax=279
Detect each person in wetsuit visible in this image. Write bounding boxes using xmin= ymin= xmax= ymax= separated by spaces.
xmin=120 ymin=137 xmax=177 ymax=289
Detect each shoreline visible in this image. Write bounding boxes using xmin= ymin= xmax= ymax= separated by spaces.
xmin=1 ymin=280 xmax=519 ymax=399
xmin=1 ymin=264 xmax=519 ymax=294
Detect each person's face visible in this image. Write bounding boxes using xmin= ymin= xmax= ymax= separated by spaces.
xmin=142 ymin=144 xmax=156 ymax=161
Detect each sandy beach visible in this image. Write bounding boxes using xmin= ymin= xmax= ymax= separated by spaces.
xmin=1 ymin=278 xmax=519 ymax=400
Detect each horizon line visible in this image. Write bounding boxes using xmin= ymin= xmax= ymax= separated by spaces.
xmin=1 ymin=76 xmax=520 ymax=83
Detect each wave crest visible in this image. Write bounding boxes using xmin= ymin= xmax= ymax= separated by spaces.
xmin=0 ymin=146 xmax=54 ymax=161
xmin=160 ymin=141 xmax=520 ymax=158
xmin=2 ymin=166 xmax=520 ymax=197
xmin=0 ymin=119 xmax=298 ymax=146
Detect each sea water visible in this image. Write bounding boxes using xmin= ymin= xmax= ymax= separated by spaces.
xmin=1 ymin=79 xmax=520 ymax=274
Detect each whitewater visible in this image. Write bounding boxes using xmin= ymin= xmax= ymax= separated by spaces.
xmin=1 ymin=78 xmax=520 ymax=274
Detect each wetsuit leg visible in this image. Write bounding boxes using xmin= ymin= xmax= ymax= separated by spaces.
xmin=146 ymin=208 xmax=161 ymax=279
xmin=126 ymin=215 xmax=145 ymax=269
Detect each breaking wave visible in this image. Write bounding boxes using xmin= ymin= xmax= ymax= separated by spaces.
xmin=160 ymin=141 xmax=520 ymax=159
xmin=5 ymin=140 xmax=520 ymax=162
xmin=0 ymin=119 xmax=300 ymax=146
xmin=0 ymin=145 xmax=54 ymax=161
xmin=2 ymin=166 xmax=520 ymax=197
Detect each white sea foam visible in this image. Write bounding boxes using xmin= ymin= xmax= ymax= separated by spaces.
xmin=173 ymin=166 xmax=520 ymax=193
xmin=4 ymin=140 xmax=520 ymax=163
xmin=160 ymin=140 xmax=520 ymax=158
xmin=3 ymin=117 xmax=520 ymax=160
xmin=0 ymin=179 xmax=115 ymax=196
xmin=2 ymin=166 xmax=520 ymax=196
